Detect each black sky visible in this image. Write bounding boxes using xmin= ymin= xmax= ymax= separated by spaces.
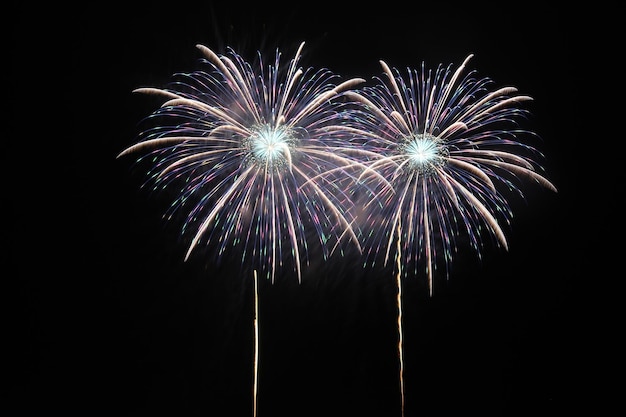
xmin=9 ymin=3 xmax=611 ymax=417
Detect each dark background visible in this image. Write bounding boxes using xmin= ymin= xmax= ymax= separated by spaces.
xmin=9 ymin=3 xmax=612 ymax=417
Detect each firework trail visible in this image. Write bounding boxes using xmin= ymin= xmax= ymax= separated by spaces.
xmin=394 ymin=221 xmax=405 ymax=417
xmin=347 ymin=54 xmax=557 ymax=295
xmin=253 ymin=270 xmax=259 ymax=417
xmin=344 ymin=55 xmax=557 ymax=415
xmin=118 ymin=42 xmax=373 ymax=283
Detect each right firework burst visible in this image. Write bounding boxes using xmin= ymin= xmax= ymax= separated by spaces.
xmin=347 ymin=54 xmax=558 ymax=295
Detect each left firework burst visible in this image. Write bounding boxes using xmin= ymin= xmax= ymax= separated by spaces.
xmin=118 ymin=42 xmax=369 ymax=283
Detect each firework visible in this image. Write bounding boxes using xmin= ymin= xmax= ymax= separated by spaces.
xmin=346 ymin=54 xmax=557 ymax=295
xmin=118 ymin=42 xmax=372 ymax=283
xmin=340 ymin=54 xmax=557 ymax=416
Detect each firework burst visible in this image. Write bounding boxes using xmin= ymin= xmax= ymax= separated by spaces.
xmin=118 ymin=42 xmax=371 ymax=283
xmin=346 ymin=54 xmax=557 ymax=295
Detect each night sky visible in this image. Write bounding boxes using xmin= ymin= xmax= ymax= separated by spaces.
xmin=9 ymin=3 xmax=610 ymax=417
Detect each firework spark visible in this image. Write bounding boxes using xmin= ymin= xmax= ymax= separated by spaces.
xmin=118 ymin=42 xmax=373 ymax=283
xmin=346 ymin=54 xmax=557 ymax=295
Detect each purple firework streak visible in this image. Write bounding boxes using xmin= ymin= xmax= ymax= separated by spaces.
xmin=347 ymin=54 xmax=557 ymax=295
xmin=118 ymin=42 xmax=373 ymax=284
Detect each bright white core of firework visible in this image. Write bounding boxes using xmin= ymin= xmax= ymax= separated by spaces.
xmin=246 ymin=125 xmax=297 ymax=169
xmin=402 ymin=133 xmax=447 ymax=174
